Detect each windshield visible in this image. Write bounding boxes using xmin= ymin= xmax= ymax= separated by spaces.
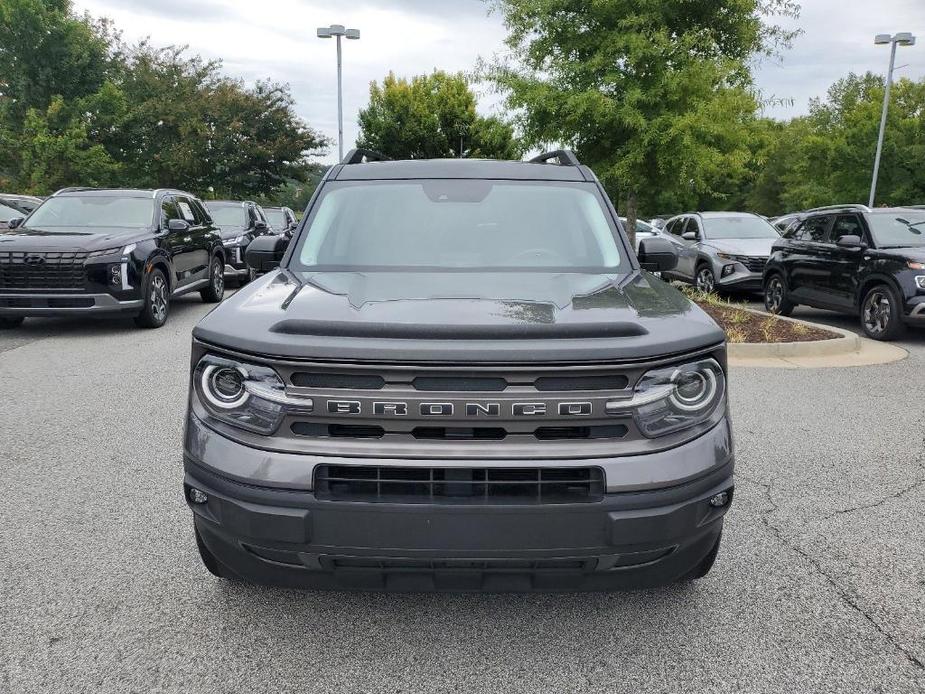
xmin=868 ymin=213 xmax=925 ymax=248
xmin=704 ymin=216 xmax=779 ymax=239
xmin=26 ymin=196 xmax=154 ymax=228
xmin=264 ymin=209 xmax=287 ymax=229
xmin=620 ymin=218 xmax=654 ymax=233
xmin=0 ymin=202 xmax=23 ymax=222
xmin=294 ymin=181 xmax=624 ymax=272
xmin=207 ymin=203 xmax=246 ymax=227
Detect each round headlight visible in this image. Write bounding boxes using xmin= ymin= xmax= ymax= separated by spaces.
xmin=669 ymin=368 xmax=717 ymax=412
xmin=201 ymin=364 xmax=248 ymax=409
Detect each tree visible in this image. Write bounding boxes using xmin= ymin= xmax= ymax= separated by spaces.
xmin=357 ymin=71 xmax=522 ymax=160
xmin=483 ymin=0 xmax=800 ymax=245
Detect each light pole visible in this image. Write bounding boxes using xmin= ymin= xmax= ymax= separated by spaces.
xmin=317 ymin=24 xmax=360 ymax=162
xmin=869 ymin=32 xmax=915 ymax=207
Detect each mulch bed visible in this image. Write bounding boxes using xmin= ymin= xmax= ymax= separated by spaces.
xmin=696 ymin=302 xmax=841 ymax=344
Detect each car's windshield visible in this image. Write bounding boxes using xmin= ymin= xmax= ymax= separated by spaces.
xmin=26 ymin=196 xmax=154 ymax=228
xmin=868 ymin=213 xmax=925 ymax=247
xmin=264 ymin=209 xmax=287 ymax=229
xmin=620 ymin=218 xmax=654 ymax=233
xmin=207 ymin=203 xmax=246 ymax=227
xmin=0 ymin=202 xmax=23 ymax=222
xmin=703 ymin=216 xmax=779 ymax=239
xmin=294 ymin=180 xmax=625 ymax=271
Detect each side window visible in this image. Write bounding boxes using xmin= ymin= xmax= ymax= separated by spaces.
xmin=666 ymin=218 xmax=683 ymax=236
xmin=176 ymin=196 xmax=197 ymax=224
xmin=831 ymin=214 xmax=863 ymax=242
xmin=160 ymin=196 xmax=180 ymax=227
xmin=686 ymin=218 xmax=701 ymax=237
xmin=794 ymin=215 xmax=832 ymax=242
xmin=191 ymin=198 xmax=212 ymax=225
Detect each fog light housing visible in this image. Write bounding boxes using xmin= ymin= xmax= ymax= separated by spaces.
xmin=721 ymin=264 xmax=735 ymax=277
xmin=915 ymin=275 xmax=925 ymax=290
xmin=189 ymin=488 xmax=208 ymax=504
xmin=709 ymin=491 xmax=730 ymax=508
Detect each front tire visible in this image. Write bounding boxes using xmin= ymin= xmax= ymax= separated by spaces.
xmin=200 ymin=257 xmax=225 ymax=303
xmin=764 ymin=273 xmax=795 ymax=317
xmin=860 ymin=284 xmax=907 ymax=341
xmin=0 ymin=316 xmax=25 ymax=329
xmin=695 ymin=264 xmax=716 ymax=294
xmin=134 ymin=268 xmax=169 ymax=329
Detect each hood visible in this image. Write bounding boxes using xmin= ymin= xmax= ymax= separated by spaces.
xmin=216 ymin=225 xmax=247 ymax=240
xmin=0 ymin=226 xmax=151 ymax=252
xmin=879 ymin=246 xmax=925 ymax=262
xmin=704 ymin=237 xmax=777 ymax=256
xmin=193 ymin=270 xmax=725 ymax=362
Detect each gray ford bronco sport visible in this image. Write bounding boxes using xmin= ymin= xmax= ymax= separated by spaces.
xmin=183 ymin=149 xmax=733 ymax=591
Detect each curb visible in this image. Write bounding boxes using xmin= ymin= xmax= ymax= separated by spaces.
xmin=726 ymin=308 xmax=859 ymax=359
xmin=725 ymin=308 xmax=908 ymax=368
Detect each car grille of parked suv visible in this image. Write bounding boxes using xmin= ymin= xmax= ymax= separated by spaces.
xmin=734 ymin=255 xmax=767 ymax=273
xmin=258 ymin=359 xmax=661 ymax=461
xmin=314 ymin=464 xmax=606 ymax=504
xmin=0 ymin=251 xmax=89 ymax=289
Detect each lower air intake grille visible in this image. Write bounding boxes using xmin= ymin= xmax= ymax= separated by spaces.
xmin=314 ymin=465 xmax=605 ymax=504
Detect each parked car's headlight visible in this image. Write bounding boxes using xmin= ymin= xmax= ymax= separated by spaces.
xmin=222 ymin=235 xmax=246 ymax=246
xmin=194 ymin=355 xmax=311 ymax=434
xmin=630 ymin=358 xmax=725 ymax=437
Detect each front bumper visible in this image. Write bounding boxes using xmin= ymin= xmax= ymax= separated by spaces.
xmin=223 ymin=246 xmax=249 ymax=277
xmin=904 ymin=297 xmax=925 ymax=325
xmin=0 ymin=292 xmax=142 ymax=316
xmin=184 ymin=414 xmax=734 ymax=591
xmin=716 ymin=265 xmax=763 ymax=291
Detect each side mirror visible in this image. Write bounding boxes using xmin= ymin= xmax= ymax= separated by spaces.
xmin=682 ymin=231 xmax=699 ymax=241
xmin=836 ymin=234 xmax=865 ymax=249
xmin=168 ymin=218 xmax=190 ymax=232
xmin=7 ymin=217 xmax=23 ymax=229
xmin=638 ymin=237 xmax=679 ymax=272
xmin=245 ymin=234 xmax=287 ymax=272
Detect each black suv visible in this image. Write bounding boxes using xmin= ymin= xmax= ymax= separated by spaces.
xmin=205 ymin=200 xmax=271 ymax=285
xmin=182 ymin=150 xmax=734 ymax=592
xmin=263 ymin=206 xmax=298 ymax=235
xmin=763 ymin=204 xmax=925 ymax=340
xmin=0 ymin=188 xmax=225 ymax=329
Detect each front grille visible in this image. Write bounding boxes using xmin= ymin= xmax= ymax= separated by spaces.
xmin=0 ymin=251 xmax=88 ymax=289
xmin=314 ymin=465 xmax=605 ymax=504
xmin=736 ymin=256 xmax=767 ymax=273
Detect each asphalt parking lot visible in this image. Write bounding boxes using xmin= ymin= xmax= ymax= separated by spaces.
xmin=2 ymin=297 xmax=924 ymax=693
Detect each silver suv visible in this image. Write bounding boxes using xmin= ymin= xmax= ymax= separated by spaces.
xmin=661 ymin=212 xmax=780 ymax=293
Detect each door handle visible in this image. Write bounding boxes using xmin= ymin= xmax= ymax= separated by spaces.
xmin=183 ymin=236 xmax=192 ymax=242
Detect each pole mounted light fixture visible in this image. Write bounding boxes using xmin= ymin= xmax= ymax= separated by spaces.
xmin=869 ymin=31 xmax=916 ymax=206
xmin=317 ymin=24 xmax=361 ymax=161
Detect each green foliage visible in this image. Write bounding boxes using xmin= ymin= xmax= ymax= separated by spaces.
xmin=0 ymin=1 xmax=328 ymax=197
xmin=357 ymin=71 xmax=522 ymax=160
xmin=483 ymin=0 xmax=800 ymax=238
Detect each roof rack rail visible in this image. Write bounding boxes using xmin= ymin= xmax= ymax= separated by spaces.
xmin=52 ymin=186 xmax=98 ymax=196
xmin=529 ymin=150 xmax=581 ymax=167
xmin=804 ymin=203 xmax=871 ymax=213
xmin=342 ymin=148 xmax=389 ymax=165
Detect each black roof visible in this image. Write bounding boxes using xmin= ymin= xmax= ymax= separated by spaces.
xmin=332 ymin=158 xmax=590 ymax=182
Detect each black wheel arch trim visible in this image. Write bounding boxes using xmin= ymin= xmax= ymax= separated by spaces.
xmin=855 ymin=273 xmax=904 ymax=312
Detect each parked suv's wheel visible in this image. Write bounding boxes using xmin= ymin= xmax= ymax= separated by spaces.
xmin=695 ymin=265 xmax=716 ymax=294
xmin=764 ymin=274 xmax=795 ymax=316
xmin=0 ymin=316 xmax=25 ymax=329
xmin=200 ymin=257 xmax=225 ymax=303
xmin=861 ymin=284 xmax=906 ymax=341
xmin=134 ymin=268 xmax=169 ymax=329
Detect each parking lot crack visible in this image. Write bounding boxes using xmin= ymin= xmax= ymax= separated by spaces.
xmin=738 ymin=475 xmax=925 ymax=671
xmin=819 ymin=435 xmax=925 ymax=521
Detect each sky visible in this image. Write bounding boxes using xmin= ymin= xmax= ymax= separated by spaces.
xmin=75 ymin=0 xmax=925 ymax=164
